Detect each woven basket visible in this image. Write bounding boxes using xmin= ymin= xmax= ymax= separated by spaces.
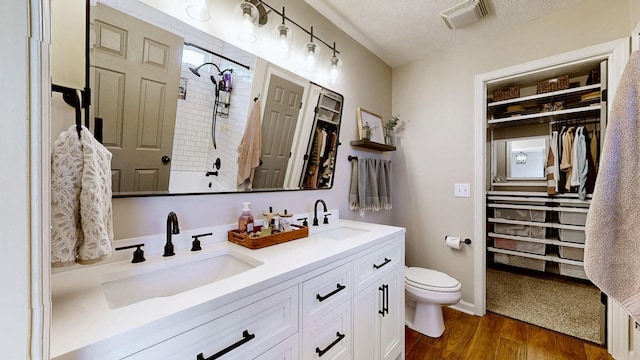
xmin=537 ymin=75 xmax=569 ymax=94
xmin=492 ymin=86 xmax=520 ymax=102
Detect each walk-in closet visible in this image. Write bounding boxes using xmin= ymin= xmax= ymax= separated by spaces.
xmin=484 ymin=54 xmax=609 ymax=344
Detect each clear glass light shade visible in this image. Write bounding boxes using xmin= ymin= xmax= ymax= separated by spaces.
xmin=274 ymin=24 xmax=293 ymax=59
xmin=328 ymin=55 xmax=342 ymax=84
xmin=238 ymin=3 xmax=257 ymax=43
xmin=303 ymin=42 xmax=320 ymax=73
xmin=186 ymin=0 xmax=210 ymax=22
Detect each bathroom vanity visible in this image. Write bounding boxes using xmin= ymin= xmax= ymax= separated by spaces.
xmin=51 ymin=216 xmax=405 ymax=360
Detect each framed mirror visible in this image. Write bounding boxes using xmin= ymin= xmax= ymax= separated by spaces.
xmin=52 ymin=0 xmax=343 ymax=197
xmin=492 ymin=136 xmax=548 ymax=183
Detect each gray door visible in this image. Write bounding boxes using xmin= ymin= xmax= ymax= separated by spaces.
xmin=91 ymin=3 xmax=182 ymax=193
xmin=252 ymin=74 xmax=304 ymax=189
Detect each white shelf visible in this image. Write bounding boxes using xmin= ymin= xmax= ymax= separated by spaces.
xmin=488 ymin=83 xmax=601 ymax=107
xmin=488 ymin=232 xmax=585 ymax=248
xmin=488 ymin=104 xmax=601 ymax=126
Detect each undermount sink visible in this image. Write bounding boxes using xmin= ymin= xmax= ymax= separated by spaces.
xmin=315 ymin=225 xmax=370 ymax=240
xmin=101 ymin=248 xmax=262 ymax=309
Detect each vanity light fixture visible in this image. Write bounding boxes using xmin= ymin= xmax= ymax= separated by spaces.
xmin=515 ymin=151 xmax=528 ymax=164
xmin=304 ymin=26 xmax=320 ymax=73
xmin=328 ymin=42 xmax=342 ymax=84
xmin=237 ymin=0 xmax=269 ymax=43
xmin=186 ymin=0 xmax=210 ymax=22
xmin=274 ymin=7 xmax=292 ymax=59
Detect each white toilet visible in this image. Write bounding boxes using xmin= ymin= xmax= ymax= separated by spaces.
xmin=404 ymin=266 xmax=462 ymax=338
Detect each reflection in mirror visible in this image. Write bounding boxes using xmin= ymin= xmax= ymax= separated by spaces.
xmin=66 ymin=0 xmax=344 ymax=197
xmin=493 ymin=136 xmax=548 ymax=182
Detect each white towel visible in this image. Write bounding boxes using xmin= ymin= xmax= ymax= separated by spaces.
xmin=51 ymin=125 xmax=84 ymax=266
xmin=237 ymin=100 xmax=262 ymax=189
xmin=78 ymin=126 xmax=113 ymax=264
xmin=50 ymin=125 xmax=113 ymax=266
xmin=584 ymin=50 xmax=640 ymax=323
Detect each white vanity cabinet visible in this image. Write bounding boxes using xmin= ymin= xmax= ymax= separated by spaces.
xmin=352 ymin=241 xmax=404 ymax=360
xmin=51 ymin=220 xmax=406 ymax=360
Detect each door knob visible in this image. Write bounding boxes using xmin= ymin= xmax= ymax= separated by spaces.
xmin=161 ymin=156 xmax=171 ymax=164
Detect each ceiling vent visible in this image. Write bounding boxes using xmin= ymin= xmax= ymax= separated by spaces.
xmin=440 ymin=0 xmax=489 ymax=30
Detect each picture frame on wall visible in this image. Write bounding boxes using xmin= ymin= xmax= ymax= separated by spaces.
xmin=356 ymin=107 xmax=384 ymax=144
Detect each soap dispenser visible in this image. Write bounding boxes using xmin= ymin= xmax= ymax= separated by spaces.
xmin=238 ymin=202 xmax=254 ymax=233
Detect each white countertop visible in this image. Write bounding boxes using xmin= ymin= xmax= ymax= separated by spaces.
xmin=50 ymin=217 xmax=405 ymax=359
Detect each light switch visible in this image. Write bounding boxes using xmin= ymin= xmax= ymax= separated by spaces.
xmin=454 ymin=183 xmax=471 ymax=198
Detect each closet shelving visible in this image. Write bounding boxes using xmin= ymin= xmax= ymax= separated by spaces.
xmin=486 ymin=59 xmax=606 ymax=281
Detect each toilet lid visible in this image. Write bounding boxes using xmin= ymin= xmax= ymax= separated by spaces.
xmin=405 ymin=267 xmax=460 ymax=291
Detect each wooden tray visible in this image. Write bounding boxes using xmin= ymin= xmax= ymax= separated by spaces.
xmin=228 ymin=224 xmax=309 ymax=249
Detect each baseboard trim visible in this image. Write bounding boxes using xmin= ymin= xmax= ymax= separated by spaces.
xmin=449 ymin=300 xmax=476 ymax=316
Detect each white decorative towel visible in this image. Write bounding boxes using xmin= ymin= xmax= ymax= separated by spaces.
xmin=585 ymin=50 xmax=640 ymax=323
xmin=50 ymin=125 xmax=113 ymax=266
xmin=51 ymin=125 xmax=84 ymax=267
xmin=237 ymin=100 xmax=262 ymax=189
xmin=78 ymin=126 xmax=113 ymax=264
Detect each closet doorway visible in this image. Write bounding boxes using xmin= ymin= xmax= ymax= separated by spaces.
xmin=472 ymin=39 xmax=630 ymax=346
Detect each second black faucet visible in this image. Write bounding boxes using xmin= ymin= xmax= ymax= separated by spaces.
xmin=164 ymin=212 xmax=180 ymax=257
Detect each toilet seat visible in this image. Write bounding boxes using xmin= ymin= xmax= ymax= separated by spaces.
xmin=405 ymin=267 xmax=461 ymax=292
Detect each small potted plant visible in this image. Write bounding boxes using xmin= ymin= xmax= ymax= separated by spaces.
xmin=384 ymin=114 xmax=401 ymax=146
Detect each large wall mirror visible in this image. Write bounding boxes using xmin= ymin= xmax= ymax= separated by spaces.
xmin=52 ymin=0 xmax=343 ymax=197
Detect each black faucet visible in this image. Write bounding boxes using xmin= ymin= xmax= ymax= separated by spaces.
xmin=313 ymin=199 xmax=328 ymax=226
xmin=164 ymin=212 xmax=180 ymax=257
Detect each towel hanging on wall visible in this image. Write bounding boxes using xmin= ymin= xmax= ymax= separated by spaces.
xmin=348 ymin=157 xmax=392 ymax=216
xmin=51 ymin=125 xmax=113 ymax=266
xmin=237 ymin=99 xmax=262 ymax=189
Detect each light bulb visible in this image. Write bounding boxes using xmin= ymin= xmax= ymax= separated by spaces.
xmin=304 ymin=42 xmax=318 ymax=72
xmin=329 ymin=56 xmax=341 ymax=84
xmin=238 ymin=13 xmax=256 ymax=43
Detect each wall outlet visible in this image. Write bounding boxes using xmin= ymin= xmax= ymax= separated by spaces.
xmin=454 ymin=183 xmax=471 ymax=198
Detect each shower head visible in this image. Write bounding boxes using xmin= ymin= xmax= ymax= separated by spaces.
xmin=189 ymin=67 xmax=201 ymax=77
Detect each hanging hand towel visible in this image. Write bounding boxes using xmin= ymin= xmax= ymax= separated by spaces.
xmin=237 ymin=99 xmax=262 ymax=189
xmin=77 ymin=126 xmax=113 ymax=264
xmin=349 ymin=158 xmax=360 ymax=211
xmin=357 ymin=158 xmax=380 ymax=216
xmin=585 ymin=50 xmax=640 ymax=324
xmin=51 ymin=125 xmax=84 ymax=266
xmin=378 ymin=160 xmax=392 ymax=210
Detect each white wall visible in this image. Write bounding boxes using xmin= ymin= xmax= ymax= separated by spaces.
xmin=392 ymin=0 xmax=633 ymax=309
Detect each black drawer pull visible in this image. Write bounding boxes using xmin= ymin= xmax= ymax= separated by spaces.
xmin=315 ymin=332 xmax=345 ymax=357
xmin=196 ymin=330 xmax=255 ymax=360
xmin=316 ymin=283 xmax=346 ymax=302
xmin=373 ymin=257 xmax=391 ymax=269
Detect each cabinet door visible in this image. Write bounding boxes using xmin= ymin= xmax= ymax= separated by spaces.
xmin=302 ymin=300 xmax=351 ymax=360
xmin=353 ymin=282 xmax=381 ymax=360
xmin=380 ymin=268 xmax=403 ymax=360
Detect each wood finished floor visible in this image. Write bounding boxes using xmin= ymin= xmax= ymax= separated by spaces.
xmin=405 ymin=307 xmax=613 ymax=360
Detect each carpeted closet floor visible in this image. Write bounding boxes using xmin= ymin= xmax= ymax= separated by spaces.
xmin=486 ymin=267 xmax=602 ymax=344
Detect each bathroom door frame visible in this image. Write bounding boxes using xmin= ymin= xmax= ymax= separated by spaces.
xmin=472 ymin=38 xmax=628 ymax=352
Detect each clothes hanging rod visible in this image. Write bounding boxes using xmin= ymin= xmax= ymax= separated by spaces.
xmin=184 ymin=42 xmax=251 ymax=71
xmin=257 ymin=0 xmax=340 ymax=54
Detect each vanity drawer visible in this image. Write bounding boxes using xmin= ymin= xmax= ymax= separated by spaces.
xmin=353 ymin=242 xmax=401 ymax=293
xmin=302 ymin=300 xmax=351 ymax=360
xmin=302 ymin=263 xmax=352 ymax=327
xmin=255 ymin=334 xmax=299 ymax=360
xmin=126 ymin=286 xmax=298 ymax=360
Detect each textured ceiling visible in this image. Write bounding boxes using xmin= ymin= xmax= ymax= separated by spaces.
xmin=305 ymin=0 xmax=589 ymax=68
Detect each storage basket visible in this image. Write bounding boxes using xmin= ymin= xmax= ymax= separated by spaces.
xmin=559 ymin=245 xmax=584 ymax=261
xmin=494 ymin=208 xmax=547 ymax=223
xmin=492 ymin=86 xmax=520 ymax=102
xmin=559 ymin=263 xmax=588 ymax=280
xmin=558 ymin=228 xmax=586 ymax=243
xmin=494 ymin=238 xmax=546 ymax=255
xmin=493 ymin=253 xmax=546 ymax=272
xmin=537 ymin=75 xmax=570 ymax=94
xmin=494 ymin=223 xmax=547 ymax=239
xmin=558 ymin=211 xmax=587 ymax=226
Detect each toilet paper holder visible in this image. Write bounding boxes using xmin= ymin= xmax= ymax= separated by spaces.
xmin=445 ymin=235 xmax=471 ymax=245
